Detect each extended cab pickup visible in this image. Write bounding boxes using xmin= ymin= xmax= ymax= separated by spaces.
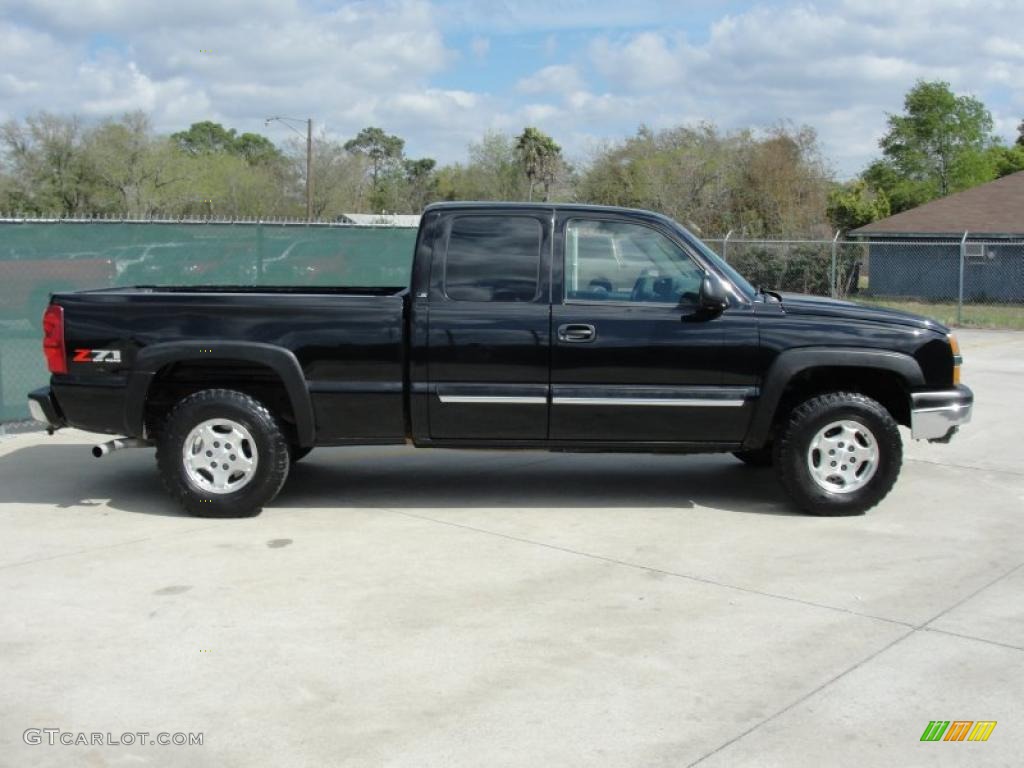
xmin=29 ymin=202 xmax=973 ymax=517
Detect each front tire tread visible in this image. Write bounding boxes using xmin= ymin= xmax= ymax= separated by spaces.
xmin=773 ymin=391 xmax=902 ymax=517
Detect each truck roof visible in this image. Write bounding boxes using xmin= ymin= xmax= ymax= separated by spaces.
xmin=422 ymin=200 xmax=678 ymax=226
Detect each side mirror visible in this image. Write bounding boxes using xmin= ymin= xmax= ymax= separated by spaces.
xmin=699 ymin=275 xmax=730 ymax=314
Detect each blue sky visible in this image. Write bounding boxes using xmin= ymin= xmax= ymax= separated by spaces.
xmin=1 ymin=0 xmax=1021 ymax=177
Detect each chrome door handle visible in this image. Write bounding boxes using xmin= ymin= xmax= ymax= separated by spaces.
xmin=558 ymin=323 xmax=596 ymax=342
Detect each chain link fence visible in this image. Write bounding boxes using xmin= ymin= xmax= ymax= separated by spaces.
xmin=707 ymin=235 xmax=1024 ymax=329
xmin=2 ymin=220 xmax=1022 ymax=423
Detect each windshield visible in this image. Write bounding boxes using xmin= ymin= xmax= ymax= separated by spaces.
xmin=686 ymin=233 xmax=757 ymax=300
xmin=692 ymin=233 xmax=757 ymax=299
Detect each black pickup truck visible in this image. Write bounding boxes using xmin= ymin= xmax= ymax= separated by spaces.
xmin=29 ymin=202 xmax=972 ymax=517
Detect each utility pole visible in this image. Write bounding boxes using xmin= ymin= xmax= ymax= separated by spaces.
xmin=306 ymin=118 xmax=314 ymax=222
xmin=266 ymin=116 xmax=315 ymax=222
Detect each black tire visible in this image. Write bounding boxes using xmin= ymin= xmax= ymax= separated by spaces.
xmin=156 ymin=389 xmax=290 ymax=518
xmin=773 ymin=392 xmax=902 ymax=516
xmin=289 ymin=445 xmax=313 ymax=464
xmin=732 ymin=446 xmax=773 ymax=467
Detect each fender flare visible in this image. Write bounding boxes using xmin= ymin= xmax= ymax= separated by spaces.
xmin=743 ymin=347 xmax=924 ymax=449
xmin=123 ymin=341 xmax=316 ymax=447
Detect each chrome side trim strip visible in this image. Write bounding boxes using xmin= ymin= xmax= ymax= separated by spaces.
xmin=438 ymin=395 xmax=547 ymax=404
xmin=438 ymin=395 xmax=747 ymax=407
xmin=552 ymin=397 xmax=746 ymax=407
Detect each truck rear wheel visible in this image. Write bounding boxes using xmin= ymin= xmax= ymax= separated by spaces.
xmin=156 ymin=389 xmax=290 ymax=517
xmin=773 ymin=392 xmax=902 ymax=516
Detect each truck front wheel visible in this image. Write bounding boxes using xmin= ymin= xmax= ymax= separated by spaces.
xmin=156 ymin=389 xmax=290 ymax=517
xmin=773 ymin=392 xmax=902 ymax=516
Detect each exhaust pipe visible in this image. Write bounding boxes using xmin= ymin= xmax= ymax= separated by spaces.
xmin=92 ymin=438 xmax=150 ymax=458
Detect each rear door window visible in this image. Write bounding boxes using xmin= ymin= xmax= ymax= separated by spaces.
xmin=444 ymin=216 xmax=542 ymax=302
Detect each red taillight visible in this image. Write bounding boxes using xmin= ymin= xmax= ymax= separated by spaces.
xmin=42 ymin=304 xmax=67 ymax=375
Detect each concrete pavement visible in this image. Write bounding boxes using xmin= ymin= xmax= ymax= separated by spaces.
xmin=0 ymin=329 xmax=1021 ymax=767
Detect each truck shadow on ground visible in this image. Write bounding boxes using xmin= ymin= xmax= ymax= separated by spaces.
xmin=0 ymin=443 xmax=798 ymax=517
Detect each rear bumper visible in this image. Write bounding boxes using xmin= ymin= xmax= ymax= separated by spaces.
xmin=910 ymin=385 xmax=973 ymax=442
xmin=27 ymin=386 xmax=66 ymax=429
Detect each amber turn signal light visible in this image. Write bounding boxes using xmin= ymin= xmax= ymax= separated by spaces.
xmin=949 ymin=334 xmax=961 ymax=385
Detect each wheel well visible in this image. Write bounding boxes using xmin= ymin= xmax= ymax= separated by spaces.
xmin=144 ymin=359 xmax=297 ymax=441
xmin=772 ymin=366 xmax=911 ymax=432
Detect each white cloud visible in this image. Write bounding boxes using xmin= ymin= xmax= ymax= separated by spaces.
xmin=0 ymin=0 xmax=1022 ymax=175
xmin=579 ymin=0 xmax=1024 ymax=175
xmin=0 ymin=1 xmax=458 ymax=154
xmin=427 ymin=0 xmax=731 ymax=33
xmin=5 ymin=0 xmax=290 ymax=35
xmin=590 ymin=32 xmax=694 ymax=91
xmin=516 ymin=65 xmax=585 ymax=95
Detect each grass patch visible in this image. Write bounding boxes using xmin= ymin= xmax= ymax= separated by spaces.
xmin=855 ymin=297 xmax=1024 ymax=330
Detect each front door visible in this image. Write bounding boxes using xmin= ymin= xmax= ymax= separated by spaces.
xmin=426 ymin=212 xmax=552 ymax=440
xmin=550 ymin=214 xmax=755 ymax=443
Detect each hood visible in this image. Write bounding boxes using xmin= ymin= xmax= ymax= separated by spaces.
xmin=777 ymin=292 xmax=949 ymax=332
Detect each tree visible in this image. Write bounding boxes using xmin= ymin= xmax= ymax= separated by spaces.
xmin=1017 ymin=119 xmax=1024 ymax=148
xmin=986 ymin=144 xmax=1024 ymax=179
xmin=171 ymin=121 xmax=239 ymax=155
xmin=0 ymin=113 xmax=96 ymax=215
xmin=862 ymin=159 xmax=929 ymax=214
xmin=735 ymin=124 xmax=831 ymax=236
xmin=826 ymin=180 xmax=890 ymax=233
xmin=284 ymin=133 xmax=370 ymax=218
xmin=873 ymin=80 xmax=995 ymax=208
xmin=514 ymin=127 xmax=562 ymax=201
xmin=402 ymin=157 xmax=438 ymax=212
xmin=577 ymin=122 xmax=831 ymax=236
xmin=437 ymin=131 xmax=527 ymax=202
xmin=232 ymin=132 xmax=284 ymax=166
xmin=343 ymin=127 xmax=405 ymax=212
xmin=171 ymin=121 xmax=282 ymax=167
xmin=343 ymin=127 xmax=404 ymax=187
xmin=85 ymin=112 xmax=188 ymax=217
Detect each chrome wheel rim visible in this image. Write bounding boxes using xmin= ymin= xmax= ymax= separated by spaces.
xmin=806 ymin=419 xmax=879 ymax=495
xmin=182 ymin=418 xmax=258 ymax=495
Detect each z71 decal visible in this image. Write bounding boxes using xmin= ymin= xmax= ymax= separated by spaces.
xmin=73 ymin=349 xmax=122 ymax=363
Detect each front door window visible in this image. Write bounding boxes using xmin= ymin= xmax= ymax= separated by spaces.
xmin=565 ymin=219 xmax=704 ymax=305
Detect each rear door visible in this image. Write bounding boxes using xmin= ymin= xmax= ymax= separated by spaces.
xmin=426 ymin=211 xmax=552 ymax=440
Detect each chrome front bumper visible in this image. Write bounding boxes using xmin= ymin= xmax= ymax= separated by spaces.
xmin=910 ymin=386 xmax=973 ymax=442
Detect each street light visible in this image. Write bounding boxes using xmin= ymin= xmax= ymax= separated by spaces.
xmin=265 ymin=116 xmax=314 ymax=222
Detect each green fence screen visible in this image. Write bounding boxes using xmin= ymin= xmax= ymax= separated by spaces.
xmin=0 ymin=219 xmax=418 ymax=422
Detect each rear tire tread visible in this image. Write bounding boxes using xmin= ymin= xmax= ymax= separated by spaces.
xmin=156 ymin=389 xmax=289 ymax=518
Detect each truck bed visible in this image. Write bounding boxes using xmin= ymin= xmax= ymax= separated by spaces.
xmin=74 ymin=284 xmax=407 ymax=296
xmin=51 ymin=285 xmax=410 ymax=444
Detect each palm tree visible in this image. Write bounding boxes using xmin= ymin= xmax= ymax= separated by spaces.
xmin=515 ymin=127 xmax=562 ymax=202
